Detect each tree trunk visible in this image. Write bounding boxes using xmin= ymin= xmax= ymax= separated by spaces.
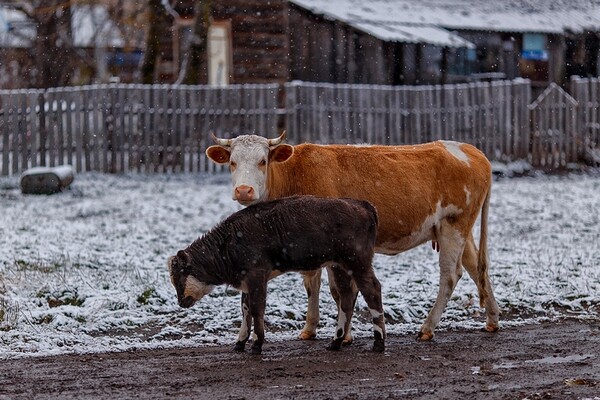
xmin=139 ymin=0 xmax=173 ymax=84
xmin=32 ymin=0 xmax=74 ymax=88
xmin=180 ymin=0 xmax=211 ymax=85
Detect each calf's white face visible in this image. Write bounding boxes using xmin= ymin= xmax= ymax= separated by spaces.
xmin=167 ymin=254 xmax=214 ymax=308
xmin=206 ymin=133 xmax=294 ymax=205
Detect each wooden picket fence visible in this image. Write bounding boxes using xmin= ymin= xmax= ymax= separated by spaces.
xmin=1 ymin=78 xmax=599 ymax=176
xmin=571 ymin=76 xmax=600 ymax=165
xmin=285 ymin=79 xmax=532 ymax=160
xmin=0 ymin=84 xmax=280 ymax=175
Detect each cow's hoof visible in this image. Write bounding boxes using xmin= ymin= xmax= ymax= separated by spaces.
xmin=483 ymin=324 xmax=499 ymax=333
xmin=372 ymin=340 xmax=385 ymax=353
xmin=342 ymin=336 xmax=353 ymax=346
xmin=249 ymin=346 xmax=262 ymax=355
xmin=417 ymin=331 xmax=434 ymax=341
xmin=298 ymin=330 xmax=317 ymax=340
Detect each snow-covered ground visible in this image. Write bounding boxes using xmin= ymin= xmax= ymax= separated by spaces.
xmin=1 ymin=171 xmax=599 ymax=359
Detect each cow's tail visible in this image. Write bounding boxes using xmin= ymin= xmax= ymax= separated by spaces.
xmin=477 ymin=180 xmax=492 ymax=308
xmin=364 ymin=200 xmax=379 ymax=248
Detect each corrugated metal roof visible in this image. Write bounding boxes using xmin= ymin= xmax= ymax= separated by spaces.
xmin=291 ymin=0 xmax=600 ymax=36
xmin=343 ymin=20 xmax=475 ymax=48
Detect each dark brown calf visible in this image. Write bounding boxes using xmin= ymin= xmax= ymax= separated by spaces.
xmin=167 ymin=195 xmax=385 ymax=354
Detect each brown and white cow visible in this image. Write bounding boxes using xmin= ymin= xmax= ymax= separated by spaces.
xmin=206 ymin=132 xmax=500 ymax=341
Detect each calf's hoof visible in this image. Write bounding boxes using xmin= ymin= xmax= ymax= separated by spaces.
xmin=483 ymin=324 xmax=499 ymax=333
xmin=233 ymin=342 xmax=246 ymax=352
xmin=298 ymin=330 xmax=317 ymax=340
xmin=342 ymin=336 xmax=353 ymax=346
xmin=249 ymin=346 xmax=262 ymax=355
xmin=417 ymin=331 xmax=434 ymax=341
xmin=372 ymin=339 xmax=385 ymax=353
xmin=326 ymin=339 xmax=343 ymax=351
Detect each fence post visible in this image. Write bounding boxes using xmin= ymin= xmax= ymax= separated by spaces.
xmin=38 ymin=92 xmax=47 ymax=167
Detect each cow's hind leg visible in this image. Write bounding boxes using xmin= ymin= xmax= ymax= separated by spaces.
xmin=419 ymin=221 xmax=466 ymax=341
xmin=234 ymin=292 xmax=252 ymax=352
xmin=462 ymin=233 xmax=500 ymax=333
xmin=326 ymin=267 xmax=355 ymax=351
xmin=299 ymin=269 xmax=321 ymax=340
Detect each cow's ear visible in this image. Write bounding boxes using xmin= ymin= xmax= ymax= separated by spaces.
xmin=206 ymin=146 xmax=231 ymax=164
xmin=270 ymin=144 xmax=294 ymax=163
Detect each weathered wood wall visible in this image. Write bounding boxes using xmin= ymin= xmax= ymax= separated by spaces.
xmin=288 ymin=4 xmax=396 ymax=85
xmin=212 ymin=0 xmax=290 ymax=84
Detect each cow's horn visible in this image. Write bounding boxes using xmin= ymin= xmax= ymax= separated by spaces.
xmin=267 ymin=131 xmax=286 ymax=146
xmin=211 ymin=132 xmax=232 ymax=147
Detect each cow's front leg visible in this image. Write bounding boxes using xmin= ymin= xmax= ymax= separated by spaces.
xmin=248 ymin=282 xmax=268 ymax=355
xmin=234 ymin=292 xmax=252 ymax=352
xmin=299 ymin=269 xmax=322 ymax=340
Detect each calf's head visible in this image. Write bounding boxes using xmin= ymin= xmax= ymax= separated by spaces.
xmin=167 ymin=250 xmax=214 ymax=308
xmin=206 ymin=132 xmax=294 ymax=205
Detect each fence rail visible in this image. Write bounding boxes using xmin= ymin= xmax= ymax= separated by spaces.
xmin=1 ymin=78 xmax=599 ymax=176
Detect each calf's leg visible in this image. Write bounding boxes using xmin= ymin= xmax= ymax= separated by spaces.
xmin=248 ymin=282 xmax=268 ymax=355
xmin=326 ymin=267 xmax=356 ymax=351
xmin=353 ymin=270 xmax=386 ymax=353
xmin=234 ymin=292 xmax=252 ymax=352
xmin=326 ymin=266 xmax=357 ymax=345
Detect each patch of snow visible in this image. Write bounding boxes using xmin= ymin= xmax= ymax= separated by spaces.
xmin=291 ymin=0 xmax=600 ymax=34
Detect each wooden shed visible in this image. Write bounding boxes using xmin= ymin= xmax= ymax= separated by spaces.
xmin=183 ymin=0 xmax=475 ymax=86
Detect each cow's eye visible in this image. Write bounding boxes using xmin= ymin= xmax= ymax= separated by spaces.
xmin=258 ymin=159 xmax=266 ymax=167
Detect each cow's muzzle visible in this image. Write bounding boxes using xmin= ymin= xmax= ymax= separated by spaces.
xmin=234 ymin=185 xmax=256 ymax=203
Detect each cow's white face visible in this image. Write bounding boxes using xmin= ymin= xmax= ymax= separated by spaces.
xmin=206 ymin=134 xmax=294 ymax=205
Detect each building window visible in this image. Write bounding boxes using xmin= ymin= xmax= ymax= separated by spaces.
xmin=208 ymin=21 xmax=232 ymax=86
xmin=519 ymin=33 xmax=549 ymax=82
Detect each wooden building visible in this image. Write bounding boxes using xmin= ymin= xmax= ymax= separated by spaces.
xmin=178 ymin=0 xmax=600 ymax=87
xmin=187 ymin=0 xmax=474 ymax=86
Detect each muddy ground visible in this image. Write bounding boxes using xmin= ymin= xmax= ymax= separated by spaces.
xmin=1 ymin=319 xmax=599 ymax=400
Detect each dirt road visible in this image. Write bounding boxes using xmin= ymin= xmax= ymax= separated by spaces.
xmin=1 ymin=319 xmax=599 ymax=399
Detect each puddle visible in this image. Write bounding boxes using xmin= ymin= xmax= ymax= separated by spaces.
xmin=490 ymin=354 xmax=594 ymax=370
xmin=526 ymin=354 xmax=594 ymax=365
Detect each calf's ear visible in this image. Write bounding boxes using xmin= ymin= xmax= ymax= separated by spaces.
xmin=206 ymin=146 xmax=231 ymax=164
xmin=177 ymin=250 xmax=191 ymax=265
xmin=270 ymin=144 xmax=294 ymax=163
